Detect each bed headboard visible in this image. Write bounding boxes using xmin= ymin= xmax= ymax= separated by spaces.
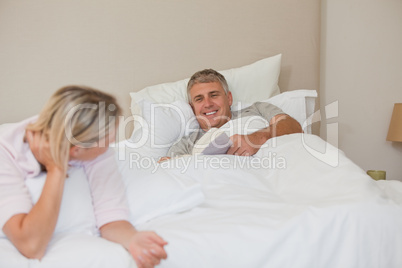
xmin=0 ymin=0 xmax=320 ymax=133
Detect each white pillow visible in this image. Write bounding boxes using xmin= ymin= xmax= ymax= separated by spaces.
xmin=114 ymin=144 xmax=205 ymax=226
xmin=219 ymin=55 xmax=281 ymax=105
xmin=232 ymin=89 xmax=317 ymax=134
xmin=130 ymin=99 xmax=199 ymax=158
xmin=20 ymin=167 xmax=98 ymax=236
xmin=264 ymin=89 xmax=317 ymax=133
xmin=130 ymin=54 xmax=282 ymax=117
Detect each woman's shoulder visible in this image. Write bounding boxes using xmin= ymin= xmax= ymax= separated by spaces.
xmin=0 ymin=116 xmax=38 ymax=140
xmin=0 ymin=115 xmax=41 ymax=178
xmin=0 ymin=116 xmax=38 ymax=150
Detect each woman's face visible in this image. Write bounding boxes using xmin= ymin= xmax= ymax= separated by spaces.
xmin=69 ymin=131 xmax=116 ymax=161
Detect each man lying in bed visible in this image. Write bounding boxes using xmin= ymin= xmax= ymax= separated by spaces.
xmin=160 ymin=69 xmax=302 ymax=161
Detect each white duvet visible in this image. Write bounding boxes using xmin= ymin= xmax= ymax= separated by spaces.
xmin=1 ymin=134 xmax=402 ymax=268
xmin=138 ymin=134 xmax=402 ymax=268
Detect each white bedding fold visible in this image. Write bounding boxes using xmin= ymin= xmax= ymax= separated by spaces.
xmin=137 ymin=134 xmax=402 ymax=268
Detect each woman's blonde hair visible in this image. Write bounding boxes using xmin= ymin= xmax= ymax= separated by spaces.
xmin=26 ymin=85 xmax=121 ymax=170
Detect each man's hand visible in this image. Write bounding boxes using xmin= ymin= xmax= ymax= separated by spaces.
xmin=226 ymin=114 xmax=302 ymax=156
xmin=128 ymin=231 xmax=168 ymax=268
xmin=226 ymin=133 xmax=264 ymax=156
xmin=158 ymin=157 xmax=171 ymax=163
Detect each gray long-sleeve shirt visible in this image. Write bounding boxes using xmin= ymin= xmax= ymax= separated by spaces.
xmin=167 ymin=102 xmax=284 ymax=157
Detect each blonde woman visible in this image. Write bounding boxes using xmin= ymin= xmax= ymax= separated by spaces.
xmin=0 ymin=86 xmax=167 ymax=267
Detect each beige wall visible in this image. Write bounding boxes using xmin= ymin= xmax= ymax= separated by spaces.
xmin=0 ymin=0 xmax=319 ymax=129
xmin=321 ymin=0 xmax=402 ymax=180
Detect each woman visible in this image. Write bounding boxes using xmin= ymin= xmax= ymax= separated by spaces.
xmin=0 ymin=85 xmax=167 ymax=267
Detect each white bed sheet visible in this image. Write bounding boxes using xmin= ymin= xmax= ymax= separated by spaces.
xmin=1 ymin=134 xmax=402 ymax=268
xmin=136 ymin=134 xmax=402 ymax=268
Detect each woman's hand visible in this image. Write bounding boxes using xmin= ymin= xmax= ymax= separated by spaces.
xmin=128 ymin=231 xmax=168 ymax=268
xmin=100 ymin=221 xmax=168 ymax=268
xmin=26 ymin=130 xmax=63 ymax=174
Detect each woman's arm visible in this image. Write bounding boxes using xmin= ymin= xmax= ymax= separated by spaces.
xmin=84 ymin=149 xmax=168 ymax=267
xmin=2 ymin=130 xmax=66 ymax=259
xmin=100 ymin=220 xmax=168 ymax=268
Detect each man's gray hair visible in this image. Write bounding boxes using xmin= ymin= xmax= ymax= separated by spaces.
xmin=187 ymin=69 xmax=229 ymax=103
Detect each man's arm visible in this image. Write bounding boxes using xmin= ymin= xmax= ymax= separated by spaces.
xmin=227 ymin=114 xmax=302 ymax=156
xmin=160 ymin=130 xmax=204 ymax=162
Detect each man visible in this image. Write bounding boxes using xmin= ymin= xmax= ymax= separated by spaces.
xmin=161 ymin=69 xmax=302 ymax=160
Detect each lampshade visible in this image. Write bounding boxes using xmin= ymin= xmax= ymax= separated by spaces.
xmin=387 ymin=103 xmax=402 ymax=142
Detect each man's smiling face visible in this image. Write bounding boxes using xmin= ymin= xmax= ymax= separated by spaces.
xmin=189 ymin=81 xmax=233 ymax=131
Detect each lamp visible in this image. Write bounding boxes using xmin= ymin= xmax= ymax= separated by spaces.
xmin=387 ymin=103 xmax=402 ymax=142
xmin=367 ymin=104 xmax=402 ymax=180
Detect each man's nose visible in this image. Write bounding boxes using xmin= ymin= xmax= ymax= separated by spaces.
xmin=203 ymin=97 xmax=213 ymax=107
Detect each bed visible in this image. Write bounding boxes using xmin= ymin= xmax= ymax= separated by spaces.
xmin=1 ymin=53 xmax=402 ymax=268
